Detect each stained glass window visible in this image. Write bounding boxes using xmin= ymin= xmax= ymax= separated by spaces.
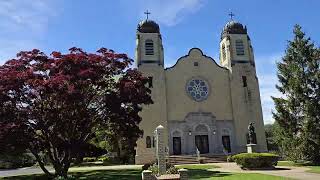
xmin=186 ymin=78 xmax=209 ymax=101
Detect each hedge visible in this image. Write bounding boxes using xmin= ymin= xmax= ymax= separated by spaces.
xmin=232 ymin=153 xmax=279 ymax=169
xmin=0 ymin=153 xmax=36 ymax=169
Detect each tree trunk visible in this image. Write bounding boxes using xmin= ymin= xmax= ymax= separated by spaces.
xmin=30 ymin=149 xmax=53 ymax=178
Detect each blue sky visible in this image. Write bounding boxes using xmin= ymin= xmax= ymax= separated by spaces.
xmin=0 ymin=0 xmax=319 ymax=124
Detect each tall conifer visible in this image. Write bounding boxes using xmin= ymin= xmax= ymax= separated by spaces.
xmin=273 ymin=25 xmax=320 ymax=164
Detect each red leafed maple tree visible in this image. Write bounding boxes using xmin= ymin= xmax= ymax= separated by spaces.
xmin=0 ymin=47 xmax=152 ymax=178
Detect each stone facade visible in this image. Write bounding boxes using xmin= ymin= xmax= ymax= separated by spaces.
xmin=135 ymin=19 xmax=267 ymax=164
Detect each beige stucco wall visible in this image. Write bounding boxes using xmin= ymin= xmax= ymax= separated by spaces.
xmin=165 ymin=48 xmax=233 ymax=121
xmin=135 ymin=64 xmax=168 ymax=164
xmin=229 ymin=62 xmax=267 ymax=152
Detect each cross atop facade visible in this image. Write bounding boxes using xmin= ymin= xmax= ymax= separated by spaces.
xmin=144 ymin=10 xmax=151 ymax=20
xmin=228 ymin=12 xmax=235 ymax=20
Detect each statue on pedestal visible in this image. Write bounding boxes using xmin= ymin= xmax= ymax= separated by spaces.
xmin=248 ymin=122 xmax=255 ymax=144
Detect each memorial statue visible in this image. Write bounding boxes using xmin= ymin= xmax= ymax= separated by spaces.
xmin=248 ymin=122 xmax=255 ymax=144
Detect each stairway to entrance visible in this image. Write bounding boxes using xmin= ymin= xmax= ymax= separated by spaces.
xmin=167 ymin=155 xmax=227 ymax=165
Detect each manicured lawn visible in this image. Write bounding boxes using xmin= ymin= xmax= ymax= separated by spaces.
xmin=188 ymin=171 xmax=291 ymax=180
xmin=176 ymin=164 xmax=220 ymax=170
xmin=176 ymin=164 xmax=290 ymax=180
xmin=1 ymin=164 xmax=292 ymax=180
xmin=277 ymin=161 xmax=307 ymax=167
xmin=277 ymin=161 xmax=320 ymax=174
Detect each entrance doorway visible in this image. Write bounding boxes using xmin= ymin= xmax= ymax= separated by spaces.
xmin=222 ymin=135 xmax=231 ymax=153
xmin=173 ymin=137 xmax=181 ymax=155
xmin=195 ymin=135 xmax=209 ymax=154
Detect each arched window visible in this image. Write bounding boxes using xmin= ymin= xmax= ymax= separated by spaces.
xmin=222 ymin=44 xmax=226 ymax=61
xmin=146 ymin=136 xmax=151 ymax=148
xmin=145 ymin=40 xmax=154 ymax=55
xmin=235 ymin=40 xmax=245 ymax=55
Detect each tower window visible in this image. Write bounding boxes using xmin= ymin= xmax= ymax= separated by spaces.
xmin=235 ymin=40 xmax=245 ymax=56
xmin=145 ymin=40 xmax=154 ymax=55
xmin=146 ymin=136 xmax=151 ymax=148
xmin=242 ymin=76 xmax=247 ymax=87
xmin=222 ymin=44 xmax=226 ymax=61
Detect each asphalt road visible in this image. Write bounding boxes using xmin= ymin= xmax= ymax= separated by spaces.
xmin=0 ymin=166 xmax=54 ymax=178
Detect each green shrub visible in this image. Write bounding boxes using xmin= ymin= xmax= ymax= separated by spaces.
xmin=232 ymin=153 xmax=279 ymax=169
xmin=146 ymin=163 xmax=179 ymax=175
xmin=148 ymin=164 xmax=159 ymax=175
xmin=0 ymin=153 xmax=36 ymax=169
xmin=97 ymin=156 xmax=109 ymax=162
xmin=82 ymin=157 xmax=96 ymax=162
xmin=227 ymin=155 xmax=234 ymax=162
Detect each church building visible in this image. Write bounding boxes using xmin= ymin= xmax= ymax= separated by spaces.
xmin=134 ymin=15 xmax=268 ymax=164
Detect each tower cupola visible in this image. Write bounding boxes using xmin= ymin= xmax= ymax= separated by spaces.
xmin=221 ymin=20 xmax=247 ymax=39
xmin=219 ymin=14 xmax=255 ymax=69
xmin=135 ymin=11 xmax=164 ymax=67
xmin=137 ymin=20 xmax=160 ymax=33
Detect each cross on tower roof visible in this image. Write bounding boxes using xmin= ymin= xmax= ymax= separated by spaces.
xmin=228 ymin=12 xmax=235 ymax=20
xmin=144 ymin=10 xmax=151 ymax=20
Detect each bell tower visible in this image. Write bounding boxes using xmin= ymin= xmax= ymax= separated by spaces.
xmin=135 ymin=14 xmax=164 ymax=67
xmin=219 ymin=15 xmax=267 ymax=152
xmin=219 ymin=19 xmax=255 ymax=70
xmin=134 ymin=14 xmax=168 ymax=164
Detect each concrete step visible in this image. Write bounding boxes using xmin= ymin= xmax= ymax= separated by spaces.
xmin=168 ymin=155 xmax=227 ymax=165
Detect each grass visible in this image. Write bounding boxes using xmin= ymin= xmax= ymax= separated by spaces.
xmin=176 ymin=164 xmax=290 ymax=180
xmin=277 ymin=161 xmax=320 ymax=174
xmin=1 ymin=164 xmax=293 ymax=180
xmin=176 ymin=164 xmax=220 ymax=170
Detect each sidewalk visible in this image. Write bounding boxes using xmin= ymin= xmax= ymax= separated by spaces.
xmin=211 ymin=162 xmax=320 ymax=180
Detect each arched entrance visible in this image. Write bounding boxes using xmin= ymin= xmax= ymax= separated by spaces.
xmin=194 ymin=124 xmax=209 ymax=154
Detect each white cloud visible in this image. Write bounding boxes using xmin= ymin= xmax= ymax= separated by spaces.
xmin=255 ymin=53 xmax=283 ymax=124
xmin=0 ymin=0 xmax=59 ymax=63
xmin=138 ymin=0 xmax=206 ymax=26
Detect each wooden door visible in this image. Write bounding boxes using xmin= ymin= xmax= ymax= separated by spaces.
xmin=173 ymin=137 xmax=181 ymax=155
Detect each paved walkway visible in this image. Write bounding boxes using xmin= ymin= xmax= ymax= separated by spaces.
xmin=0 ymin=165 xmax=142 ymax=178
xmin=211 ymin=162 xmax=320 ymax=180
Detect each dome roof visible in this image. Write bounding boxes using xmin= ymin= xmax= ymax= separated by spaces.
xmin=137 ymin=20 xmax=160 ymax=33
xmin=221 ymin=20 xmax=247 ymax=38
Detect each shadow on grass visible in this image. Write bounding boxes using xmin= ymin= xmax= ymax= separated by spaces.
xmin=72 ymin=169 xmax=141 ymax=180
xmin=2 ymin=169 xmax=142 ymax=180
xmin=187 ymin=169 xmax=232 ymax=179
xmin=241 ymin=167 xmax=291 ymax=171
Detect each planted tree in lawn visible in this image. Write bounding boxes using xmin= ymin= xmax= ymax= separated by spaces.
xmin=0 ymin=47 xmax=152 ymax=177
xmin=272 ymin=25 xmax=320 ymax=164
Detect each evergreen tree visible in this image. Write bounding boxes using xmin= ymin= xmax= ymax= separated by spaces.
xmin=264 ymin=123 xmax=279 ymax=152
xmin=272 ymin=25 xmax=320 ymax=164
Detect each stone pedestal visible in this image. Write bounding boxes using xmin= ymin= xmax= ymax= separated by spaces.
xmin=156 ymin=125 xmax=166 ymax=175
xmin=142 ymin=170 xmax=153 ymax=180
xmin=246 ymin=144 xmax=257 ymax=153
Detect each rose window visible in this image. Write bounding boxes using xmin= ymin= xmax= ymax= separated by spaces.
xmin=186 ymin=78 xmax=209 ymax=101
